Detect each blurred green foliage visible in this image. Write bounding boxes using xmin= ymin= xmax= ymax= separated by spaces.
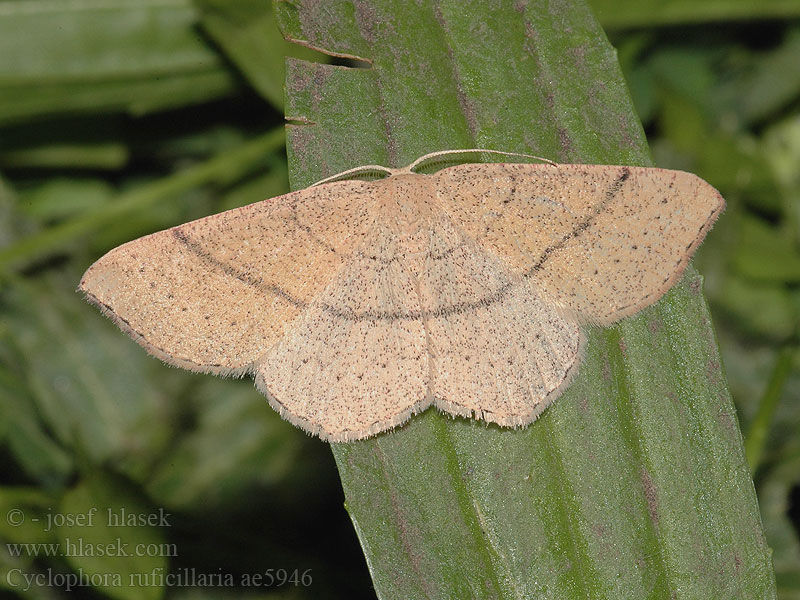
xmin=0 ymin=0 xmax=797 ymax=598
xmin=607 ymin=18 xmax=800 ymax=598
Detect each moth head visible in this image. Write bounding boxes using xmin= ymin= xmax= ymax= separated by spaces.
xmin=377 ymin=172 xmax=438 ymax=235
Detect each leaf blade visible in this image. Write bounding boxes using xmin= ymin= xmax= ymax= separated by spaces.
xmin=279 ymin=1 xmax=776 ymax=597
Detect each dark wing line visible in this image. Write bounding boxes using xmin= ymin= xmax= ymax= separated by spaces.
xmin=288 ymin=200 xmax=337 ymax=254
xmin=172 ymin=229 xmax=307 ymax=309
xmin=174 ymin=171 xmax=634 ymax=324
xmin=318 ymin=282 xmax=515 ymax=322
xmin=526 ymin=167 xmax=630 ymax=277
xmin=357 ymin=242 xmax=466 ymax=265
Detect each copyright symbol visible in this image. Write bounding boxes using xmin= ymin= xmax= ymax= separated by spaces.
xmin=6 ymin=509 xmax=24 ymax=526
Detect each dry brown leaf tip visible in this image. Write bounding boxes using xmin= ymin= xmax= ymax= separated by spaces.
xmin=79 ymin=150 xmax=724 ymax=442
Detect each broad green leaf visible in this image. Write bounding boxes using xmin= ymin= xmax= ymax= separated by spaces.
xmin=278 ymin=1 xmax=776 ymax=598
xmin=0 ymin=0 xmax=237 ymax=125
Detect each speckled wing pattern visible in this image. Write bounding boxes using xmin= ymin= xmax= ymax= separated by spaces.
xmin=256 ymin=223 xmax=430 ymax=441
xmin=418 ymin=215 xmax=584 ymax=430
xmin=79 ymin=180 xmax=379 ymax=375
xmin=433 ymin=163 xmax=724 ymax=325
xmin=256 ymin=200 xmax=584 ymax=441
xmin=80 ymin=160 xmax=723 ymax=442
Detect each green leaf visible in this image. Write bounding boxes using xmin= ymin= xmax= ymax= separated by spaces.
xmin=57 ymin=475 xmax=168 ymax=600
xmin=194 ymin=0 xmax=322 ymax=109
xmin=18 ymin=178 xmax=115 ymax=222
xmin=0 ymin=487 xmax=59 ymax=545
xmin=0 ymin=143 xmax=128 ymax=171
xmin=1 ymin=274 xmax=175 ymax=480
xmin=0 ymin=129 xmax=285 ymax=272
xmin=733 ymin=215 xmax=800 ymax=283
xmin=0 ymin=378 xmax=74 ymax=486
xmin=717 ymin=27 xmax=800 ymax=126
xmin=763 ymin=113 xmax=800 ymax=240
xmin=0 ymin=115 xmax=130 ymax=170
xmin=278 ymin=1 xmax=776 ymax=598
xmin=712 ymin=274 xmax=797 ymax=341
xmin=0 ymin=0 xmax=238 ymax=125
xmin=0 ymin=488 xmax=64 ymax=599
xmin=745 ymin=346 xmax=795 ymax=471
xmin=145 ymin=379 xmax=305 ymax=511
xmin=589 ymin=0 xmax=800 ymax=28
xmin=0 ymin=175 xmax=31 ymax=247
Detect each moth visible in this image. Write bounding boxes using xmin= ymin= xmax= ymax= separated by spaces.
xmin=79 ymin=150 xmax=724 ymax=442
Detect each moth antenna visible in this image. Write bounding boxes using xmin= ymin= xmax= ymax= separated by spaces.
xmin=407 ymin=148 xmax=558 ymax=172
xmin=311 ymin=164 xmax=396 ymax=187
